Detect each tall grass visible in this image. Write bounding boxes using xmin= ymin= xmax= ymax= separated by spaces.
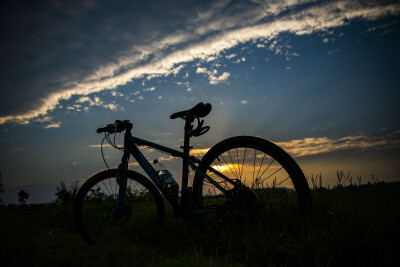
xmin=1 ymin=172 xmax=399 ymax=266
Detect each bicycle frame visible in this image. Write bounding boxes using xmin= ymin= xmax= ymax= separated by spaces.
xmin=116 ymin=120 xmax=231 ymax=216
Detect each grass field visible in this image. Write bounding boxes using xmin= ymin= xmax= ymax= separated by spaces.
xmin=1 ymin=181 xmax=400 ymax=266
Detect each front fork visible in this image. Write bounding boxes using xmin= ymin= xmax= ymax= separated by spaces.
xmin=116 ymin=163 xmax=128 ymax=218
xmin=116 ymin=147 xmax=131 ymax=219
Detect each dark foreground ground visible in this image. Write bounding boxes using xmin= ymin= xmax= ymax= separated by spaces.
xmin=1 ymin=182 xmax=399 ymax=266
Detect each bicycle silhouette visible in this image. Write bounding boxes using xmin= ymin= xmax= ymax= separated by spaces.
xmin=73 ymin=102 xmax=312 ymax=244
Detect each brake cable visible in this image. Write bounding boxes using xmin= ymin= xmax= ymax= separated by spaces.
xmin=101 ymin=133 xmax=111 ymax=170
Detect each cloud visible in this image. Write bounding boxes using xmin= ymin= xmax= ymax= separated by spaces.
xmin=233 ymin=57 xmax=246 ymax=64
xmin=111 ymin=91 xmax=124 ymax=97
xmin=34 ymin=116 xmax=53 ymax=123
xmin=188 ymin=130 xmax=400 ymax=160
xmin=44 ymin=123 xmax=61 ymax=129
xmin=89 ymin=144 xmax=113 ymax=148
xmin=196 ymin=67 xmax=231 ymax=84
xmin=328 ymin=48 xmax=341 ymax=55
xmin=76 ymin=96 xmax=120 ymax=111
xmin=1 ymin=0 xmax=399 ymax=124
xmin=190 ymin=148 xmax=210 ymax=156
xmin=196 ymin=67 xmax=207 ymax=74
xmin=275 ymin=130 xmax=400 ymax=157
xmin=175 ymin=130 xmax=400 ymax=160
xmin=209 ymin=72 xmax=231 ymax=84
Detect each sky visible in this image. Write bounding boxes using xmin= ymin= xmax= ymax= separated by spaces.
xmin=1 ymin=0 xmax=400 ymax=203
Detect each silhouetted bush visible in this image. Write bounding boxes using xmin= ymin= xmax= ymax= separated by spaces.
xmin=54 ymin=181 xmax=78 ymax=205
xmin=18 ymin=189 xmax=29 ymax=205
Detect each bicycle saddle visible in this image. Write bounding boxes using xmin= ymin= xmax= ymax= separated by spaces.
xmin=170 ymin=102 xmax=212 ymax=119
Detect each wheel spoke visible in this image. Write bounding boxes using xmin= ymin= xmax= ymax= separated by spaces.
xmin=100 ymin=179 xmax=113 ymax=197
xmin=256 ymin=166 xmax=284 ymax=188
xmin=210 ymin=160 xmax=231 ymax=191
xmin=108 ymin=176 xmax=114 ymax=198
xmin=219 ymin=154 xmax=239 ymax=180
xmin=227 ymin=150 xmax=240 ymax=180
xmin=253 ymin=158 xmax=275 ymax=188
xmin=240 ymin=147 xmax=247 ymax=180
xmin=252 ymin=149 xmax=256 ymax=183
xmin=255 ymin=152 xmax=266 ymax=186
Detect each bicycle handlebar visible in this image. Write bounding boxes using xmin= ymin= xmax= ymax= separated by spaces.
xmin=97 ymin=120 xmax=132 ymax=134
xmin=96 ymin=125 xmax=116 ymax=133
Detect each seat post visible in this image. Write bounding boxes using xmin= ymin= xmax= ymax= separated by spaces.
xmin=180 ymin=116 xmax=193 ymax=208
xmin=183 ymin=116 xmax=193 ymax=150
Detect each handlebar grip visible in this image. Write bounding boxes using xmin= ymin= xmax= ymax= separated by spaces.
xmin=96 ymin=125 xmax=115 ymax=133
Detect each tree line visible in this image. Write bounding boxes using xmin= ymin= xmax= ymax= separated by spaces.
xmin=0 ymin=172 xmax=79 ymax=206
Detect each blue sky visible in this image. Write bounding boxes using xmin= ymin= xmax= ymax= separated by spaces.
xmin=1 ymin=0 xmax=399 ymax=203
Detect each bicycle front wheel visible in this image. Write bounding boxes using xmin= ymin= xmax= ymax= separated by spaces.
xmin=193 ymin=136 xmax=312 ymax=230
xmin=73 ymin=169 xmax=165 ymax=244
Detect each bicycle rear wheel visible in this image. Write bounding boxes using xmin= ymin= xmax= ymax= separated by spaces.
xmin=73 ymin=169 xmax=165 ymax=244
xmin=193 ymin=136 xmax=312 ymax=230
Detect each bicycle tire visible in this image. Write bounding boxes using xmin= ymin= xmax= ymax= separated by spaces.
xmin=193 ymin=136 xmax=312 ymax=229
xmin=73 ymin=169 xmax=165 ymax=244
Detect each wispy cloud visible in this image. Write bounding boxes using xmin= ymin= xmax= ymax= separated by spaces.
xmin=196 ymin=67 xmax=231 ymax=84
xmin=276 ymin=131 xmax=400 ymax=157
xmin=188 ymin=131 xmax=400 ymax=158
xmin=327 ymin=48 xmax=341 ymax=55
xmin=44 ymin=123 xmax=61 ymax=129
xmin=1 ymin=0 xmax=399 ymax=124
xmin=89 ymin=144 xmax=113 ymax=148
xmin=165 ymin=131 xmax=400 ymax=159
xmin=76 ymin=96 xmax=120 ymax=111
xmin=190 ymin=148 xmax=210 ymax=156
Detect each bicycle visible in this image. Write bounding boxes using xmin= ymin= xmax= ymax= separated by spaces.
xmin=73 ymin=102 xmax=312 ymax=244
